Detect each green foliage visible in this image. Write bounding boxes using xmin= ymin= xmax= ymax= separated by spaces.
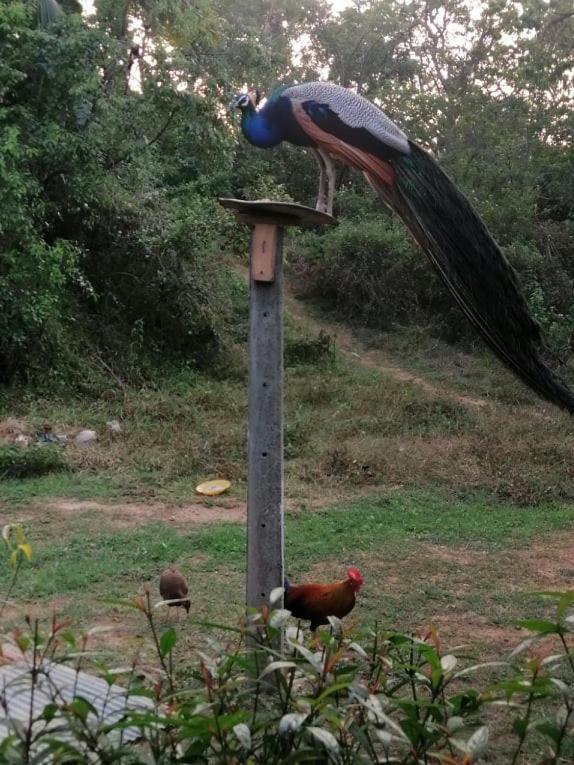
xmin=284 ymin=327 xmax=336 ymax=367
xmin=0 ymin=589 xmax=573 ymax=762
xmin=0 ymin=445 xmax=66 ymax=480
xmin=291 ymin=0 xmax=574 ymax=353
xmin=2 ymin=0 xmax=572 ymax=386
xmin=0 ymin=1 xmax=244 ymax=387
xmin=294 ymin=214 xmax=457 ymax=334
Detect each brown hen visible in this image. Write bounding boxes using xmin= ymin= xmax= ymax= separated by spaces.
xmin=159 ymin=566 xmax=190 ymax=613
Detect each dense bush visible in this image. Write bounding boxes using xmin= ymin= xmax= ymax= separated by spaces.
xmin=0 ymin=445 xmax=66 ymax=480
xmin=0 ymin=3 xmax=242 ymax=387
xmin=0 ymin=583 xmax=573 ymax=763
xmin=292 ymin=210 xmax=574 ymax=354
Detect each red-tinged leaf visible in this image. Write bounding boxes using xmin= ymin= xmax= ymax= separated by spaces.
xmin=100 ymin=597 xmax=146 ymax=612
xmin=201 ymin=660 xmax=213 ymax=690
xmin=52 ymin=618 xmax=72 ymax=635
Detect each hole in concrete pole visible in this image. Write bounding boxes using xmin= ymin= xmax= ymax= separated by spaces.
xmin=262 ymin=451 xmax=268 ymax=457
xmin=263 ymin=311 xmax=269 ymax=317
xmin=261 ymin=523 xmax=266 ymax=528
xmin=261 ymin=593 xmax=265 ymax=598
xmin=262 ymin=382 xmax=267 ymax=387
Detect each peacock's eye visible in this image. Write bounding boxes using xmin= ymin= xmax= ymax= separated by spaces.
xmin=234 ymin=94 xmax=249 ymax=108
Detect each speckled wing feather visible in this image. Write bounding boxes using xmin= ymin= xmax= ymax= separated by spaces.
xmin=284 ymin=82 xmax=410 ymax=155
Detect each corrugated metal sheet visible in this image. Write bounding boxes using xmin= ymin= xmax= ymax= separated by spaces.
xmin=0 ymin=659 xmax=155 ymax=749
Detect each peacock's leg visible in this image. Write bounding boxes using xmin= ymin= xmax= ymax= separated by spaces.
xmin=312 ymin=148 xmax=328 ymax=212
xmin=325 ymin=154 xmax=337 ymax=215
xmin=318 ymin=149 xmax=336 ymax=217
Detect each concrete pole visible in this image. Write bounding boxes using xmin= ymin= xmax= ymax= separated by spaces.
xmin=246 ymin=223 xmax=284 ymax=610
xmin=218 ymin=199 xmax=335 ymax=613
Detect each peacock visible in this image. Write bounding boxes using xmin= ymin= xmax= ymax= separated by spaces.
xmin=234 ymin=82 xmax=574 ymax=413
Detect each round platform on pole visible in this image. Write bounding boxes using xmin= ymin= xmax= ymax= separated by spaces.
xmin=218 ymin=198 xmax=337 ymax=227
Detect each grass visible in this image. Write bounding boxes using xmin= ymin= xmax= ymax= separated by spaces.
xmin=2 ymin=342 xmax=573 ymax=507
xmin=1 ymin=297 xmax=574 ymax=669
xmin=1 ymin=307 xmax=573 ymax=765
xmin=3 ymin=489 xmax=573 ymax=656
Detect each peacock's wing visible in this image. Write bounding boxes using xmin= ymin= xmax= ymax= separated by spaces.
xmin=283 ymin=83 xmax=410 ymax=156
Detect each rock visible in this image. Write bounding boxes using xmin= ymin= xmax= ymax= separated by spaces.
xmin=0 ymin=418 xmax=31 ymax=445
xmin=106 ymin=419 xmax=122 ymax=434
xmin=36 ymin=432 xmax=59 ymax=446
xmin=74 ymin=429 xmax=98 ymax=445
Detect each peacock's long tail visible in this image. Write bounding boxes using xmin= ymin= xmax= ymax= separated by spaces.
xmin=365 ymin=141 xmax=574 ymax=413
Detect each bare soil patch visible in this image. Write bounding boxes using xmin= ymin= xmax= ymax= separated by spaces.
xmin=357 ymin=533 xmax=574 ymax=652
xmin=33 ymin=499 xmax=248 ymax=528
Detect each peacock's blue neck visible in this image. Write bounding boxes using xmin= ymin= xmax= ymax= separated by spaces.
xmin=241 ymin=108 xmax=284 ymax=149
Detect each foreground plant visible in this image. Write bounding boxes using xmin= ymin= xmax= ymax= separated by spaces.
xmin=0 ymin=585 xmax=572 ymax=763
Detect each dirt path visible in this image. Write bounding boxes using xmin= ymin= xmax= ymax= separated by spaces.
xmin=233 ymin=262 xmax=489 ymax=410
xmin=283 ymin=283 xmax=489 ymax=410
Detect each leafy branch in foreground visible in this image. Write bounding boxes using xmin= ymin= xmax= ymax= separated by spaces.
xmin=0 ymin=585 xmax=572 ymax=763
xmin=1 ymin=523 xmax=32 ymax=621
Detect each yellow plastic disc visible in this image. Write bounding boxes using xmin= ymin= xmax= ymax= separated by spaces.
xmin=196 ymin=479 xmax=231 ymax=496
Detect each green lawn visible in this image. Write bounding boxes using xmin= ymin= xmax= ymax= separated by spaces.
xmin=3 ymin=489 xmax=573 ymax=662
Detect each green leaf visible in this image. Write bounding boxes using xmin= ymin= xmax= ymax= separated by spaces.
xmin=159 ymin=627 xmax=177 ymax=658
xmin=534 ymin=720 xmax=561 ymax=744
xmin=68 ymin=697 xmax=96 ymax=723
xmin=516 ymin=619 xmax=560 ymax=634
xmin=467 ymin=725 xmax=489 ymax=758
xmin=233 ymin=723 xmax=251 ymax=750
xmin=259 ymin=660 xmax=297 ymax=679
xmin=307 ymin=726 xmax=339 ymax=754
xmin=556 ymin=591 xmax=574 ymax=622
xmin=40 ymin=703 xmax=58 ymax=722
xmin=513 ymin=716 xmax=528 ymax=737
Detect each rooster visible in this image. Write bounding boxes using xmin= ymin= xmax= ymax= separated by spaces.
xmin=284 ymin=566 xmax=363 ymax=635
xmin=159 ymin=566 xmax=190 ymax=614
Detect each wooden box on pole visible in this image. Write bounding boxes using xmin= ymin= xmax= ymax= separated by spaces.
xmin=219 ymin=199 xmax=335 ymax=611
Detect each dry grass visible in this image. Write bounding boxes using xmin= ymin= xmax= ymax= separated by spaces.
xmin=2 ymin=293 xmax=574 ymax=509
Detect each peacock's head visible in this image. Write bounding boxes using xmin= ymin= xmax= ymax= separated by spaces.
xmin=233 ymin=90 xmax=262 ymax=113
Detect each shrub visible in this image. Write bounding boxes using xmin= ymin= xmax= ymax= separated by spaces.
xmin=0 ymin=445 xmax=66 ymax=480
xmin=1 ymin=584 xmax=573 ymax=763
xmin=284 ymin=328 xmax=336 ymax=367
